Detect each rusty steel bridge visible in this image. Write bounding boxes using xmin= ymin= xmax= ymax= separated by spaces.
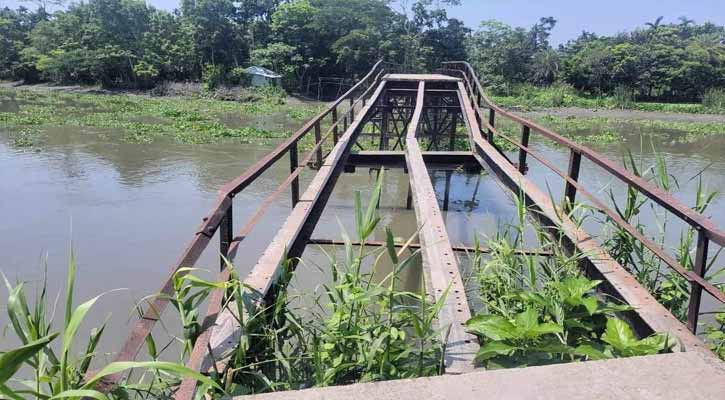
xmin=90 ymin=61 xmax=725 ymax=398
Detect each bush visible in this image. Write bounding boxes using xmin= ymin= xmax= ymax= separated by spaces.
xmin=703 ymin=88 xmax=725 ymax=112
xmin=133 ymin=61 xmax=159 ymax=89
xmin=612 ymin=86 xmax=634 ymax=109
xmin=202 ymin=64 xmax=225 ymax=91
xmin=227 ymin=67 xmax=251 ymax=86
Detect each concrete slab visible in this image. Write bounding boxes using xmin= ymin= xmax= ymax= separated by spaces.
xmin=240 ymin=352 xmax=725 ymax=400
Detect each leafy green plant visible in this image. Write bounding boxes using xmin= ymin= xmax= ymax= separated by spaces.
xmin=166 ymin=170 xmax=448 ymax=396
xmin=0 ymin=88 xmax=317 ymax=145
xmin=612 ymin=85 xmax=635 ymax=109
xmin=702 ymin=88 xmax=725 ymax=112
xmin=466 ymin=192 xmax=671 ymax=369
xmin=1 ymin=250 xmax=222 ymax=399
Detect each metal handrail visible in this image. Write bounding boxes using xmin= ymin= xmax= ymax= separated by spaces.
xmin=443 ymin=61 xmax=725 ymax=246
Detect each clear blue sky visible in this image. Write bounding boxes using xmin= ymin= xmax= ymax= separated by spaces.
xmin=6 ymin=0 xmax=725 ymax=45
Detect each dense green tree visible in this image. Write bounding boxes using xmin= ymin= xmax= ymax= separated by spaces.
xmin=2 ymin=0 xmax=723 ymax=104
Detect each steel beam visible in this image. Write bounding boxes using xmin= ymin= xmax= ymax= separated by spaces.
xmin=346 ymin=150 xmax=480 ymax=171
xmin=404 ymin=81 xmax=478 ymax=374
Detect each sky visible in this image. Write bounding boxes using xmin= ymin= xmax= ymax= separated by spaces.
xmin=5 ymin=0 xmax=725 ymax=45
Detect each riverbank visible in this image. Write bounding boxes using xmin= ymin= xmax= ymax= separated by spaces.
xmin=524 ymin=107 xmax=725 ymax=124
xmin=490 ymin=85 xmax=725 ymax=115
xmin=0 ymin=86 xmax=324 ymax=147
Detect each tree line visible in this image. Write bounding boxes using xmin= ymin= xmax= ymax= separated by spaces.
xmin=1 ymin=0 xmax=724 ymax=103
xmin=469 ymin=16 xmax=725 ymax=102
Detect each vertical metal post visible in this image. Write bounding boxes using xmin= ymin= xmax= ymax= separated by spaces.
xmin=380 ymin=93 xmax=389 ymax=150
xmin=563 ymin=150 xmax=582 ymax=208
xmin=219 ymin=202 xmax=233 ymax=271
xmin=314 ymin=121 xmax=323 ymax=168
xmin=687 ymin=230 xmax=710 ymax=333
xmin=332 ymin=106 xmax=339 ymax=144
xmin=487 ymin=108 xmax=496 ymax=144
xmin=518 ymin=125 xmax=530 ymax=174
xmin=349 ymin=97 xmax=355 ymax=123
xmin=476 ymin=92 xmax=481 ymax=108
xmin=449 ymin=112 xmax=458 ymax=151
xmin=290 ymin=141 xmax=299 ymax=206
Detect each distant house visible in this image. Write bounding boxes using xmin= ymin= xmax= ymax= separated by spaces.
xmin=246 ymin=66 xmax=282 ymax=87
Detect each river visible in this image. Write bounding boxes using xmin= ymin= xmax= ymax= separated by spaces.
xmin=1 ymin=98 xmax=724 ymax=360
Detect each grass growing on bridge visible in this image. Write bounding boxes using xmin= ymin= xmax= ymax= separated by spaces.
xmin=465 ymin=195 xmax=673 ymax=368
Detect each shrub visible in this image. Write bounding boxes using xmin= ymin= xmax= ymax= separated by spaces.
xmin=202 ymin=64 xmax=225 ymax=91
xmin=612 ymin=86 xmax=634 ymax=109
xmin=227 ymin=66 xmax=252 ymax=86
xmin=702 ymin=88 xmax=725 ymax=112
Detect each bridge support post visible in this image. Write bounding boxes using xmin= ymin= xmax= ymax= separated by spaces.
xmin=332 ymin=106 xmax=339 ymax=144
xmin=518 ymin=125 xmax=530 ymax=174
xmin=449 ymin=112 xmax=458 ymax=151
xmin=219 ymin=202 xmax=233 ymax=271
xmin=290 ymin=142 xmax=300 ymax=206
xmin=563 ymin=150 xmax=582 ymax=209
xmin=687 ymin=231 xmax=710 ymax=333
xmin=314 ymin=121 xmax=323 ymax=167
xmin=487 ymin=108 xmax=495 ymax=143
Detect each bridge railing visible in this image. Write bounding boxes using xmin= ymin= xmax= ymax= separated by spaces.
xmin=441 ymin=61 xmax=725 ymax=335
xmin=90 ymin=60 xmax=389 ymax=397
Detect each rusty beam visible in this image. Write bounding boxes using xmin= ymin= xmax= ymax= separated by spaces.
xmin=245 ymin=81 xmax=387 ymax=300
xmin=404 ymin=81 xmax=478 ymax=374
xmin=174 ymin=77 xmax=391 ymax=400
xmin=346 ymin=150 xmax=480 ymax=171
xmin=308 ymin=238 xmax=553 ymax=256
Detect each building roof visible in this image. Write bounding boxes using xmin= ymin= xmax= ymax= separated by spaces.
xmin=246 ymin=66 xmax=282 ymax=79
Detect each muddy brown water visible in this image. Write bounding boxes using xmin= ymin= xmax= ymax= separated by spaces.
xmin=1 ymin=107 xmax=725 ymax=360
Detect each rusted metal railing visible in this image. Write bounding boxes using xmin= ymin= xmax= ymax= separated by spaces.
xmin=443 ymin=61 xmax=725 ymax=335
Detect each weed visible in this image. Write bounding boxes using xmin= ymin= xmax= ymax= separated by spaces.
xmin=533 ymin=115 xmax=725 ymax=145
xmin=162 ymin=171 xmax=447 ymax=396
xmin=1 ymin=250 xmax=218 ymax=399
xmin=466 ymin=193 xmax=672 ymax=369
xmin=0 ymin=88 xmax=319 ymax=145
xmin=599 ymin=147 xmax=725 ymax=358
xmin=491 ymin=84 xmax=722 ymax=115
xmin=702 ymin=88 xmax=725 ymax=112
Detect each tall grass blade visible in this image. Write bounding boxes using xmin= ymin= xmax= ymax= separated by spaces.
xmin=0 ymin=333 xmax=58 ymax=385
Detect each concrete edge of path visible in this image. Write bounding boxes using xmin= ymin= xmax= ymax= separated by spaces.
xmin=239 ymin=351 xmax=725 ymax=400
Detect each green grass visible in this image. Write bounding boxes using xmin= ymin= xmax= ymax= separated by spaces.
xmin=490 ymin=84 xmax=725 ymax=114
xmin=527 ymin=115 xmax=725 ymax=145
xmin=0 ymin=88 xmax=321 ymax=146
